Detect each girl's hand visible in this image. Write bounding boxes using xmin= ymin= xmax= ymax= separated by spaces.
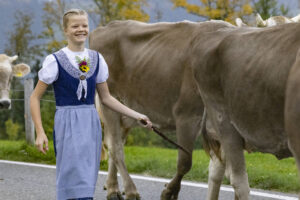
xmin=35 ymin=133 xmax=49 ymax=154
xmin=138 ymin=115 xmax=153 ymax=130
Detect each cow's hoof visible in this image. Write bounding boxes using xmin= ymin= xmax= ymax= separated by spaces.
xmin=125 ymin=193 xmax=141 ymax=200
xmin=103 ymin=185 xmax=107 ymax=190
xmin=160 ymin=189 xmax=178 ymax=200
xmin=107 ymin=192 xmax=124 ymax=200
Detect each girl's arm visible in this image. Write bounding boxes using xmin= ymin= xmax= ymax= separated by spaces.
xmin=30 ymin=80 xmax=49 ymax=154
xmin=96 ymin=82 xmax=152 ymax=129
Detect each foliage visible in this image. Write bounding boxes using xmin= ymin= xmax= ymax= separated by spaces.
xmin=39 ymin=0 xmax=67 ymax=55
xmin=4 ymin=11 xmax=42 ymax=65
xmin=253 ymin=0 xmax=289 ymax=20
xmin=5 ymin=119 xmax=21 ymax=140
xmin=171 ymin=0 xmax=254 ymax=23
xmin=0 ymin=110 xmax=10 ymax=139
xmin=88 ymin=0 xmax=150 ymax=26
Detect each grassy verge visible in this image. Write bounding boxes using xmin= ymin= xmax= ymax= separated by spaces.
xmin=0 ymin=140 xmax=299 ymax=193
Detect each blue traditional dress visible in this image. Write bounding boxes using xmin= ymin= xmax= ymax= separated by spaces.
xmin=38 ymin=47 xmax=109 ymax=200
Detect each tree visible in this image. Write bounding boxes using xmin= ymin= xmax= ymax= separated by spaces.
xmin=2 ymin=10 xmax=41 ymax=140
xmin=88 ymin=0 xmax=150 ymax=26
xmin=253 ymin=0 xmax=289 ymax=20
xmin=39 ymin=0 xmax=67 ymax=55
xmin=154 ymin=2 xmax=163 ymax=22
xmin=5 ymin=11 xmax=41 ymax=65
xmin=171 ymin=0 xmax=254 ymax=23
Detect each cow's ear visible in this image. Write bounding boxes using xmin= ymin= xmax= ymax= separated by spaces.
xmin=9 ymin=55 xmax=18 ymax=63
xmin=12 ymin=63 xmax=31 ymax=77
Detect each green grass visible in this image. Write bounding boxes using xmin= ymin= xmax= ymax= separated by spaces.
xmin=246 ymin=152 xmax=299 ymax=193
xmin=0 ymin=140 xmax=56 ymax=165
xmin=0 ymin=140 xmax=299 ymax=194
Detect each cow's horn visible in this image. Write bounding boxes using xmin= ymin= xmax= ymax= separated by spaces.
xmin=256 ymin=13 xmax=266 ymax=27
xmin=9 ymin=55 xmax=18 ymax=62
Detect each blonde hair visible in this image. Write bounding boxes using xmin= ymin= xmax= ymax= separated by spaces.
xmin=63 ymin=9 xmax=88 ymax=29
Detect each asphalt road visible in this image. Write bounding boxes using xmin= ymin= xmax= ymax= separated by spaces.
xmin=0 ymin=160 xmax=298 ymax=200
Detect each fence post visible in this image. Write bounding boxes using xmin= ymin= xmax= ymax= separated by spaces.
xmin=24 ymin=78 xmax=35 ymax=145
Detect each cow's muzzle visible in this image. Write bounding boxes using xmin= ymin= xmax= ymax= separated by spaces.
xmin=0 ymin=99 xmax=11 ymax=109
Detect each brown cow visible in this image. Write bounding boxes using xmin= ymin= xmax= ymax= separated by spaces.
xmin=191 ymin=21 xmax=300 ymax=199
xmin=0 ymin=54 xmax=30 ymax=109
xmin=90 ymin=20 xmax=208 ymax=200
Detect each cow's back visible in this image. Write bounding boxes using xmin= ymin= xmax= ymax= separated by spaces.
xmin=90 ymin=20 xmax=234 ymax=127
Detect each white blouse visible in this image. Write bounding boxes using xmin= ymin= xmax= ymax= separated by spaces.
xmin=38 ymin=47 xmax=109 ymax=85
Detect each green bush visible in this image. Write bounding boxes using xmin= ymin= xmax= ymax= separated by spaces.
xmin=5 ymin=119 xmax=20 ymax=140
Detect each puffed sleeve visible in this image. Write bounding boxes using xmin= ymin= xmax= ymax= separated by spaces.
xmin=38 ymin=54 xmax=58 ymax=85
xmin=96 ymin=53 xmax=109 ymax=84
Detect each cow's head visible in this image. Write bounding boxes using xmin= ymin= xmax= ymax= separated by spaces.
xmin=256 ymin=13 xmax=295 ymax=27
xmin=236 ymin=13 xmax=300 ymax=28
xmin=0 ymin=54 xmax=30 ymax=109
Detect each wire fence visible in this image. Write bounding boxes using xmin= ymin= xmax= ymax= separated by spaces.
xmin=11 ymin=99 xmax=55 ymax=102
xmin=10 ymin=89 xmax=55 ymax=103
xmin=11 ymin=89 xmax=55 ymax=93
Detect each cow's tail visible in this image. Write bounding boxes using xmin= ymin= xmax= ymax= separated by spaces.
xmin=201 ymin=108 xmax=222 ymax=160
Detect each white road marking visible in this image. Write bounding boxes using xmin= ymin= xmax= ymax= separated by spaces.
xmin=0 ymin=160 xmax=298 ymax=200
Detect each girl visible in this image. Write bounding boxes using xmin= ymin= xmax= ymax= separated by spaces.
xmin=30 ymin=9 xmax=152 ymax=200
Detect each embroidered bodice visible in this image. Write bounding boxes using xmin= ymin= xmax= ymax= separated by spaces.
xmin=52 ymin=49 xmax=99 ymax=106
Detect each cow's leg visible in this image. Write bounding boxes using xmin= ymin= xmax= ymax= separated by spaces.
xmin=285 ymin=68 xmax=300 ymax=198
xmin=206 ymin=150 xmax=225 ymax=200
xmin=160 ymin=117 xmax=200 ymax=200
xmin=210 ymin=109 xmax=249 ymax=200
xmin=202 ymin=115 xmax=226 ymax=200
xmin=106 ymin=151 xmax=123 ymax=200
xmin=102 ymin=109 xmax=124 ymax=200
xmin=286 ymin=135 xmax=300 ymax=199
xmin=287 ymin=141 xmax=300 ymax=199
xmin=160 ymin=68 xmax=203 ymax=200
xmin=101 ymin=106 xmax=139 ymax=200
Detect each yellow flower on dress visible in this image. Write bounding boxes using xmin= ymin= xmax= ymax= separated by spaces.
xmin=79 ymin=65 xmax=90 ymax=73
xmin=76 ymin=56 xmax=90 ymax=73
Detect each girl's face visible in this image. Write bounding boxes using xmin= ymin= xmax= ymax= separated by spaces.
xmin=64 ymin=15 xmax=89 ymax=46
